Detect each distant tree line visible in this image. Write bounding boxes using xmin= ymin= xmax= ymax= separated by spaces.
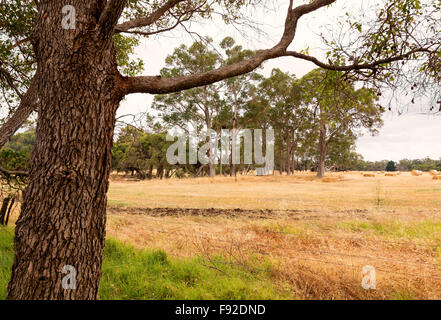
xmin=355 ymin=158 xmax=441 ymax=172
xmin=4 ymin=129 xmax=441 ymax=179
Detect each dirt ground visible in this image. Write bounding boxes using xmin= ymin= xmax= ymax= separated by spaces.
xmin=104 ymin=172 xmax=441 ymax=299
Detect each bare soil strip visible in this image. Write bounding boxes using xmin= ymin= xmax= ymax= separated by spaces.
xmin=108 ymin=206 xmax=369 ymax=221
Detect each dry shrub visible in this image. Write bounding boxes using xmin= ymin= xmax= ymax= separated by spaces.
xmin=433 ymin=176 xmax=441 ymax=180
xmin=322 ymin=177 xmax=340 ymax=183
xmin=363 ymin=173 xmax=375 ymax=177
xmin=385 ymin=173 xmax=397 ymax=177
xmin=429 ymin=170 xmax=439 ymax=176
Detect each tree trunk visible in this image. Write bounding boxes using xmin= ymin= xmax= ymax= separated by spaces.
xmin=147 ymin=165 xmax=153 ymax=179
xmin=7 ymin=2 xmax=122 ymax=300
xmin=0 ymin=74 xmax=39 ymax=149
xmin=286 ymin=132 xmax=292 ymax=176
xmin=317 ymin=126 xmax=327 ymax=178
xmin=4 ymin=198 xmax=15 ymax=226
xmin=279 ymin=148 xmax=283 ymax=175
xmin=205 ymin=121 xmax=216 ymax=178
xmin=229 ymin=151 xmax=236 ymax=177
xmin=229 ymin=149 xmax=236 ymax=177
xmin=230 ymin=103 xmax=238 ymax=177
xmin=157 ymin=165 xmax=164 ymax=179
xmin=208 ymin=161 xmax=216 ymax=177
xmin=0 ymin=197 xmax=11 ymax=225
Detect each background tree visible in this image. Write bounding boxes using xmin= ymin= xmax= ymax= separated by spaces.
xmin=386 ymin=160 xmax=397 ymax=172
xmin=112 ymin=125 xmax=177 ymax=179
xmin=300 ymin=69 xmax=384 ymax=178
xmin=325 ymin=131 xmax=359 ymax=171
xmin=153 ymin=40 xmax=223 ymax=177
xmin=0 ymin=129 xmax=35 ymax=172
xmin=219 ymin=37 xmax=262 ymax=176
xmin=258 ymin=69 xmax=313 ymax=175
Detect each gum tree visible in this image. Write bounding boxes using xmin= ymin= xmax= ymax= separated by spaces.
xmin=300 ymin=69 xmax=384 ymax=178
xmin=152 ymin=40 xmax=223 ymax=177
xmin=1 ymin=0 xmax=440 ymax=300
xmin=301 ymin=69 xmax=385 ymax=178
xmin=258 ymin=69 xmax=312 ymax=175
xmin=219 ymin=37 xmax=262 ymax=176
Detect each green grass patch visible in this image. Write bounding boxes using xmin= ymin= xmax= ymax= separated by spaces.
xmin=391 ymin=289 xmax=415 ymax=300
xmin=338 ymin=219 xmax=441 ymax=242
xmin=255 ymin=221 xmax=304 ymax=237
xmin=107 ymin=200 xmax=129 ymax=208
xmin=0 ymin=227 xmax=292 ymax=300
xmin=0 ymin=227 xmax=14 ymax=299
xmin=414 ymin=188 xmax=441 ymax=193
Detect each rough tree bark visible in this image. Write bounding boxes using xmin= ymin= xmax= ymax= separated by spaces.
xmin=7 ymin=0 xmax=124 ymax=300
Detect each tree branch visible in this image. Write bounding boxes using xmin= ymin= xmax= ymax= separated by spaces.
xmin=0 ymin=66 xmax=23 ymax=98
xmin=0 ymin=166 xmax=28 ymax=178
xmin=9 ymin=37 xmax=31 ymax=51
xmin=118 ymin=0 xmax=435 ymax=96
xmin=284 ymin=48 xmax=431 ymax=72
xmin=119 ymin=0 xmax=313 ymax=94
xmin=0 ymin=72 xmax=39 ymax=149
xmin=292 ymin=0 xmax=335 ymax=16
xmin=115 ymin=0 xmax=187 ymax=33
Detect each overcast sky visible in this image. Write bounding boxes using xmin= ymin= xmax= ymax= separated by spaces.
xmin=118 ymin=0 xmax=441 ymax=162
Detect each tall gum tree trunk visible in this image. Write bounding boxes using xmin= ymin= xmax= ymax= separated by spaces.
xmin=286 ymin=132 xmax=292 ymax=176
xmin=7 ymin=1 xmax=122 ymax=300
xmin=230 ymin=117 xmax=238 ymax=177
xmin=317 ymin=126 xmax=327 ymax=179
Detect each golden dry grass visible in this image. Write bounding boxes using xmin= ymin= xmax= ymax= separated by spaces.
xmin=4 ymin=172 xmax=440 ymax=299
xmin=102 ymin=172 xmax=441 ymax=299
xmin=107 ymin=171 xmax=441 ymax=212
xmin=321 ymin=176 xmax=342 ymax=183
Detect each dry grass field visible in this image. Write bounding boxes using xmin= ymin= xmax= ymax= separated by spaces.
xmin=103 ymin=171 xmax=441 ymax=300
xmin=4 ymin=171 xmax=440 ymax=299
